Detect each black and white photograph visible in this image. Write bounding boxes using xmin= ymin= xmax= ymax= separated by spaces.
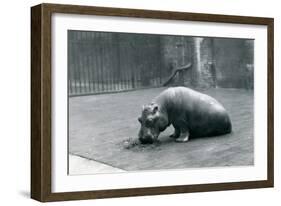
xmin=68 ymin=30 xmax=254 ymax=175
xmin=29 ymin=2 xmax=274 ymax=202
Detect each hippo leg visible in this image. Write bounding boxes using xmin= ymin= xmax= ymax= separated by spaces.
xmin=169 ymin=126 xmax=180 ymax=139
xmin=175 ymin=129 xmax=190 ymax=143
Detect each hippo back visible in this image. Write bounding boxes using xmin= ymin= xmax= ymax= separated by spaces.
xmin=154 ymin=87 xmax=232 ymax=137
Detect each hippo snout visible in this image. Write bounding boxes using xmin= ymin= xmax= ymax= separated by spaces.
xmin=139 ymin=135 xmax=154 ymax=144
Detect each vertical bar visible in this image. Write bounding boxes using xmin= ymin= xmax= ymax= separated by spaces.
xmin=115 ymin=33 xmax=121 ymax=92
xmin=108 ymin=34 xmax=113 ymax=92
xmin=119 ymin=38 xmax=123 ymax=91
xmin=130 ymin=36 xmax=135 ymax=90
xmin=159 ymin=36 xmax=162 ymax=86
xmin=78 ymin=47 xmax=84 ymax=94
xmin=92 ymin=32 xmax=97 ymax=93
xmin=126 ymin=34 xmax=131 ymax=90
xmin=84 ymin=33 xmax=88 ymax=93
xmin=136 ymin=45 xmax=140 ymax=89
xmin=119 ymin=35 xmax=124 ymax=91
xmin=92 ymin=32 xmax=96 ymax=93
xmin=100 ymin=33 xmax=105 ymax=92
xmin=109 ymin=34 xmax=113 ymax=92
xmin=89 ymin=32 xmax=93 ymax=93
xmin=127 ymin=36 xmax=133 ymax=90
xmin=88 ymin=37 xmax=92 ymax=93
xmin=67 ymin=31 xmax=73 ymax=95
xmin=82 ymin=42 xmax=87 ymax=94
xmin=126 ymin=40 xmax=130 ymax=90
xmin=131 ymin=44 xmax=135 ymax=90
xmin=86 ymin=54 xmax=91 ymax=93
xmin=95 ymin=32 xmax=99 ymax=93
xmin=75 ymin=33 xmax=81 ymax=94
xmin=105 ymin=33 xmax=110 ymax=92
xmin=129 ymin=46 xmax=132 ymax=90
xmin=110 ymin=34 xmax=115 ymax=92
xmin=131 ymin=60 xmax=135 ymax=90
xmin=79 ymin=32 xmax=86 ymax=94
xmin=82 ymin=47 xmax=87 ymax=94
xmin=89 ymin=33 xmax=95 ymax=93
xmin=73 ymin=32 xmax=78 ymax=95
xmin=86 ymin=32 xmax=92 ymax=93
xmin=102 ymin=33 xmax=107 ymax=92
xmin=124 ymin=48 xmax=128 ymax=90
xmin=73 ymin=31 xmax=79 ymax=94
xmin=90 ymin=32 xmax=94 ymax=93
xmin=113 ymin=33 xmax=117 ymax=91
xmin=96 ymin=32 xmax=100 ymax=93
xmin=136 ymin=62 xmax=139 ymax=88
xmin=117 ymin=34 xmax=122 ymax=91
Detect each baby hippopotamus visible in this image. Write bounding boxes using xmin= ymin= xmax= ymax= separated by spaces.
xmin=138 ymin=87 xmax=232 ymax=144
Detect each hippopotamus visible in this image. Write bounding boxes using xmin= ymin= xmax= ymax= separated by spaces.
xmin=138 ymin=87 xmax=232 ymax=144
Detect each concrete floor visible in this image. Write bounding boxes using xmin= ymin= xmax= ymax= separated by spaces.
xmin=69 ymin=154 xmax=124 ymax=175
xmin=69 ymin=87 xmax=254 ymax=174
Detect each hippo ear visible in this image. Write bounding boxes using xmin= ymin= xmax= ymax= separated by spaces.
xmin=138 ymin=117 xmax=142 ymax=123
xmin=153 ymin=105 xmax=158 ymax=113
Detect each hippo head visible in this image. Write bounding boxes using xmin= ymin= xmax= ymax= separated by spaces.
xmin=138 ymin=103 xmax=161 ymax=144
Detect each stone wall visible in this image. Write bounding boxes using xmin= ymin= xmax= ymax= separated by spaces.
xmin=197 ymin=38 xmax=216 ymax=88
xmin=213 ymin=38 xmax=254 ymax=89
xmin=161 ymin=36 xmax=254 ymax=89
xmin=161 ymin=36 xmax=193 ymax=87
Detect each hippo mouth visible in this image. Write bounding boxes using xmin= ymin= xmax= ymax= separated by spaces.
xmin=139 ymin=137 xmax=154 ymax=144
xmin=139 ymin=134 xmax=159 ymax=144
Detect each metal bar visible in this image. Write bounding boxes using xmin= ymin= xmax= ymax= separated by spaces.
xmin=108 ymin=34 xmax=113 ymax=92
xmin=90 ymin=38 xmax=95 ymax=93
xmin=80 ymin=33 xmax=86 ymax=94
xmin=114 ymin=36 xmax=118 ymax=92
xmin=119 ymin=40 xmax=122 ymax=91
xmin=159 ymin=36 xmax=162 ymax=85
xmin=105 ymin=34 xmax=110 ymax=92
xmin=100 ymin=35 xmax=105 ymax=92
xmin=110 ymin=34 xmax=114 ymax=92
xmin=84 ymin=45 xmax=89 ymax=93
xmin=67 ymin=32 xmax=73 ymax=95
xmin=92 ymin=32 xmax=97 ymax=93
xmin=87 ymin=33 xmax=92 ymax=93
xmin=125 ymin=52 xmax=128 ymax=90
xmin=96 ymin=33 xmax=101 ymax=93
xmin=117 ymin=34 xmax=121 ymax=91
xmin=71 ymin=34 xmax=76 ymax=94
xmin=86 ymin=54 xmax=91 ymax=93
xmin=77 ymin=32 xmax=83 ymax=94
xmin=79 ymin=51 xmax=84 ymax=94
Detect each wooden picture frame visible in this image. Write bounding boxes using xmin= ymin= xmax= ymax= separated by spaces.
xmin=31 ymin=3 xmax=274 ymax=202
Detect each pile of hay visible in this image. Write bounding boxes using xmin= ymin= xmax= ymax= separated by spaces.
xmin=122 ymin=137 xmax=139 ymax=149
xmin=122 ymin=137 xmax=161 ymax=151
